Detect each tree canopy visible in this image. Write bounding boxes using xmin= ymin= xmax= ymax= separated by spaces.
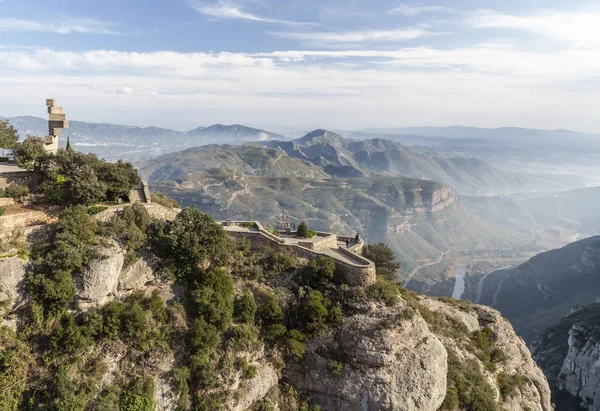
xmin=363 ymin=243 xmax=401 ymax=281
xmin=12 ymin=136 xmax=46 ymax=170
xmin=0 ymin=119 xmax=19 ymax=150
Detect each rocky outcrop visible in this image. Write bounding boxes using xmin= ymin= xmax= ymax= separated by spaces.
xmin=558 ymin=323 xmax=600 ymax=409
xmin=286 ymin=297 xmax=551 ymax=411
xmin=118 ymin=249 xmax=158 ymax=292
xmin=532 ymin=303 xmax=600 ymax=411
xmin=75 ymin=240 xmax=124 ymax=308
xmin=0 ymin=256 xmax=27 ymax=315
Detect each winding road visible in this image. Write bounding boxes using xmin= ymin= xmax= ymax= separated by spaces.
xmin=474 ymin=265 xmax=515 ymax=304
xmin=403 ymin=252 xmax=449 ymax=287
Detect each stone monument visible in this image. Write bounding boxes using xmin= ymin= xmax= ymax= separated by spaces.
xmin=44 ymin=99 xmax=68 ymax=155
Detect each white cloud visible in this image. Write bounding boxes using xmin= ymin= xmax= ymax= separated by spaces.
xmin=271 ymin=28 xmax=432 ymax=45
xmin=0 ymin=17 xmax=121 ymax=34
xmin=469 ymin=9 xmax=600 ymax=47
xmin=193 ymin=0 xmax=313 ymax=25
xmin=2 ymin=44 xmax=600 ymax=131
xmin=388 ymin=4 xmax=454 ymax=16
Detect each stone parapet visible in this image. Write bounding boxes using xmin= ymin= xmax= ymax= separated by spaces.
xmin=222 ymin=221 xmax=376 ymax=287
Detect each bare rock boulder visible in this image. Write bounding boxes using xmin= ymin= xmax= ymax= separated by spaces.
xmin=76 ymin=240 xmax=124 ymax=308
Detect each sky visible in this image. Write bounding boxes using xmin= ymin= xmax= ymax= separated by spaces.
xmin=1 ymin=0 xmax=600 ymax=132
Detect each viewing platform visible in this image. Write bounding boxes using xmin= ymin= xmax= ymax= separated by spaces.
xmin=221 ymin=221 xmax=376 ymax=287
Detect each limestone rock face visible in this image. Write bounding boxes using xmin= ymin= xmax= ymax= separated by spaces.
xmin=286 ymin=298 xmax=552 ymax=411
xmin=76 ymin=240 xmax=124 ymax=307
xmin=118 ymin=250 xmax=158 ymax=292
xmin=230 ymin=348 xmax=280 ymax=411
xmin=558 ymin=323 xmax=600 ymax=410
xmin=532 ymin=303 xmax=600 ymax=410
xmin=0 ymin=257 xmax=27 ymax=311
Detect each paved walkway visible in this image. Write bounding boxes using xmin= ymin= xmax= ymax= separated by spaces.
xmin=0 ymin=164 xmax=28 ymax=173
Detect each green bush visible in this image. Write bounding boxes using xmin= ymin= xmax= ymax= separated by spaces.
xmin=498 ymin=373 xmax=528 ymax=400
xmin=39 ymin=149 xmax=140 ymax=205
xmin=328 ymin=360 xmax=344 ymax=376
xmin=366 ymin=278 xmax=400 ymax=306
xmin=172 ymin=367 xmax=190 ymax=411
xmin=87 ymin=205 xmax=108 ymax=215
xmin=150 ymin=192 xmax=180 ymax=208
xmin=256 ymin=291 xmax=284 ymax=326
xmin=0 ymin=119 xmax=18 ymax=150
xmin=12 ymin=136 xmax=45 ymax=170
xmin=234 ymin=292 xmax=257 ymax=324
xmin=0 ymin=328 xmax=32 ymax=410
xmin=284 ymin=329 xmax=307 ymax=362
xmin=149 ymin=206 xmax=230 ymax=278
xmin=239 ymin=358 xmax=258 ymax=379
xmin=227 ymin=324 xmax=259 ymax=350
xmin=260 ymin=247 xmax=298 ymax=276
xmin=301 ymin=257 xmax=336 ymax=289
xmin=0 ymin=206 xmax=5 ymax=216
xmin=120 ymin=375 xmax=155 ymax=411
xmin=191 ymin=267 xmax=234 ymax=331
xmin=441 ymin=353 xmax=498 ymax=411
xmin=26 ymin=205 xmax=97 ymax=314
xmin=3 ymin=184 xmax=29 ymax=202
xmin=296 ymin=221 xmax=316 ymax=238
xmin=299 ymin=290 xmax=329 ymax=333
xmin=363 ymin=243 xmax=400 ymax=281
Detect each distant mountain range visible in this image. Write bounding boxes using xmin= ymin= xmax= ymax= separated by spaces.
xmin=4 ymin=116 xmax=285 ymax=160
xmin=139 ymin=129 xmax=541 ymax=277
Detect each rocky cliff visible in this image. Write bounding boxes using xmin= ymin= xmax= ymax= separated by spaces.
xmin=0 ymin=204 xmax=551 ymax=411
xmin=532 ymin=302 xmax=600 ymax=410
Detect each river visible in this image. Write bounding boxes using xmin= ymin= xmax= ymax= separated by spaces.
xmin=451 ymin=264 xmax=468 ymax=300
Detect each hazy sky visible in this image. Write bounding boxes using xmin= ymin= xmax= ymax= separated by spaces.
xmin=2 ymin=0 xmax=600 ymax=132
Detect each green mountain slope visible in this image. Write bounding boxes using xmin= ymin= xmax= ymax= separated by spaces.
xmin=478 ymin=236 xmax=600 ymax=343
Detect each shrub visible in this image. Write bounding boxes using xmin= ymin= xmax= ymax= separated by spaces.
xmin=87 ymin=205 xmax=108 ymax=215
xmin=227 ymin=324 xmax=259 ymax=350
xmin=0 ymin=206 xmax=5 ymax=216
xmin=120 ymin=376 xmax=155 ymax=411
xmin=39 ymin=149 xmax=140 ymax=205
xmin=262 ymin=323 xmax=288 ymax=341
xmin=366 ymin=278 xmax=400 ymax=306
xmin=0 ymin=328 xmax=32 ymax=410
xmin=149 ymin=206 xmax=230 ymax=277
xmin=363 ymin=243 xmax=400 ymax=281
xmin=296 ymin=221 xmax=315 ymax=238
xmin=150 ymin=192 xmax=180 ymax=208
xmin=191 ymin=267 xmax=234 ymax=331
xmin=301 ymin=257 xmax=336 ymax=289
xmin=328 ymin=361 xmax=344 ymax=376
xmin=299 ymin=290 xmax=329 ymax=333
xmin=284 ymin=329 xmax=307 ymax=362
xmin=260 ymin=248 xmax=297 ymax=276
xmin=3 ymin=184 xmax=29 ymax=202
xmin=441 ymin=353 xmax=498 ymax=411
xmin=12 ymin=136 xmax=46 ymax=170
xmin=0 ymin=119 xmax=18 ymax=150
xmin=239 ymin=358 xmax=258 ymax=379
xmin=234 ymin=292 xmax=257 ymax=324
xmin=172 ymin=367 xmax=190 ymax=411
xmin=26 ymin=205 xmax=97 ymax=314
xmin=498 ymin=373 xmax=528 ymax=400
xmin=256 ymin=292 xmax=284 ymax=326
xmin=189 ymin=317 xmax=219 ymax=357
